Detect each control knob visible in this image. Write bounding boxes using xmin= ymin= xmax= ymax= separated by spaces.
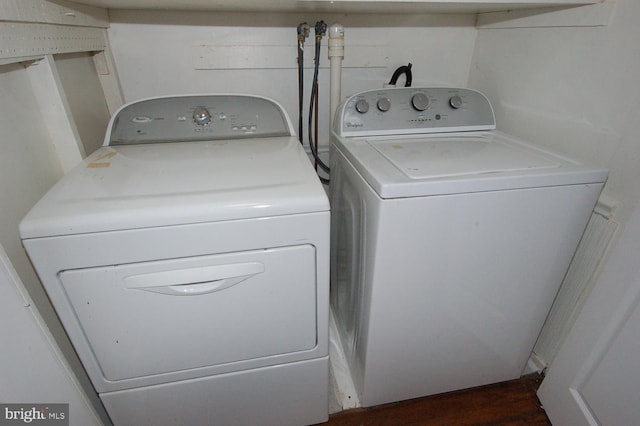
xmin=377 ymin=98 xmax=391 ymax=112
xmin=193 ymin=106 xmax=212 ymax=126
xmin=355 ymin=99 xmax=370 ymax=114
xmin=449 ymin=95 xmax=463 ymax=109
xmin=411 ymin=93 xmax=429 ymax=111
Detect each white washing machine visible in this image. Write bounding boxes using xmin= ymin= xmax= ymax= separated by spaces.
xmin=330 ymin=87 xmax=607 ymax=407
xmin=20 ymin=94 xmax=330 ymax=425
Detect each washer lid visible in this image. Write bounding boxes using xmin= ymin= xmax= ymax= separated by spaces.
xmin=335 ymin=131 xmax=607 ymax=199
xmin=375 ymin=133 xmax=560 ymax=179
xmin=20 ymin=137 xmax=328 ymax=238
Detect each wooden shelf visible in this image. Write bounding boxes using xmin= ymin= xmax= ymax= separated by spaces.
xmin=65 ymin=0 xmax=601 ymax=14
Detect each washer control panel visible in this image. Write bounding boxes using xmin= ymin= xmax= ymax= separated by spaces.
xmin=336 ymin=87 xmax=495 ymax=137
xmin=108 ymin=95 xmax=292 ymax=146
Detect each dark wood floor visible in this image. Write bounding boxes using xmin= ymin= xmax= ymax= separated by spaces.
xmin=322 ymin=374 xmax=551 ymax=426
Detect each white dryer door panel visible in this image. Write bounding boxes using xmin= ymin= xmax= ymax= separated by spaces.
xmin=59 ymin=245 xmax=317 ymax=382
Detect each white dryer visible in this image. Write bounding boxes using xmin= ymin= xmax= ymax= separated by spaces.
xmin=20 ymin=95 xmax=330 ymax=425
xmin=330 ymin=87 xmax=607 ymax=407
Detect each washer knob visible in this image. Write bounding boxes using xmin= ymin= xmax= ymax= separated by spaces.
xmin=193 ymin=106 xmax=212 ymax=125
xmin=449 ymin=95 xmax=463 ymax=109
xmin=377 ymin=98 xmax=391 ymax=112
xmin=411 ymin=93 xmax=429 ymax=111
xmin=355 ymin=99 xmax=370 ymax=114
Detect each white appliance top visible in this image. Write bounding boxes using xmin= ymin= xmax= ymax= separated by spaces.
xmin=21 ymin=94 xmax=329 ymax=238
xmin=332 ymin=87 xmax=607 ymax=198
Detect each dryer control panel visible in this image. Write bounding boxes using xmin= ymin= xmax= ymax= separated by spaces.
xmin=108 ymin=95 xmax=293 ymax=146
xmin=335 ymin=87 xmax=496 ymax=137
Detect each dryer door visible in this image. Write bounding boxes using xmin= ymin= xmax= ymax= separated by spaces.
xmin=59 ymin=245 xmax=317 ymax=382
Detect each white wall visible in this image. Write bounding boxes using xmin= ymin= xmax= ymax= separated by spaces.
xmin=107 ymin=10 xmax=478 ymax=145
xmin=469 ymin=1 xmax=640 ymax=226
xmin=55 ymin=52 xmax=112 ymax=156
xmin=469 ymin=0 xmax=640 ymax=365
xmin=0 ymin=59 xmax=111 ymax=424
xmin=0 ymin=62 xmax=63 ymax=319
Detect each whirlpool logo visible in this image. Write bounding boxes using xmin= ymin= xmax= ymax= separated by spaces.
xmin=1 ymin=404 xmax=68 ymax=425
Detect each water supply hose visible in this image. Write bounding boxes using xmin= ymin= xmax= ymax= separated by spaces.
xmin=308 ymin=20 xmax=330 ymax=183
xmin=297 ymin=22 xmax=310 ymax=145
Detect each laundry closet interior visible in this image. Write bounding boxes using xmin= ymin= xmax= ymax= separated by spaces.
xmin=2 ymin=1 xmax=639 ymax=425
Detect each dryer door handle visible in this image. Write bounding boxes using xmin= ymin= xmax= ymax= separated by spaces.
xmin=125 ymin=262 xmax=265 ymax=296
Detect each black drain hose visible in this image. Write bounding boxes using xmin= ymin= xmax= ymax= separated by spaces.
xmin=389 ymin=63 xmax=413 ymax=87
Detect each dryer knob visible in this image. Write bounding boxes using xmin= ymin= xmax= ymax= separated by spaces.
xmin=449 ymin=95 xmax=464 ymax=109
xmin=193 ymin=106 xmax=212 ymax=126
xmin=355 ymin=99 xmax=370 ymax=114
xmin=411 ymin=93 xmax=429 ymax=111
